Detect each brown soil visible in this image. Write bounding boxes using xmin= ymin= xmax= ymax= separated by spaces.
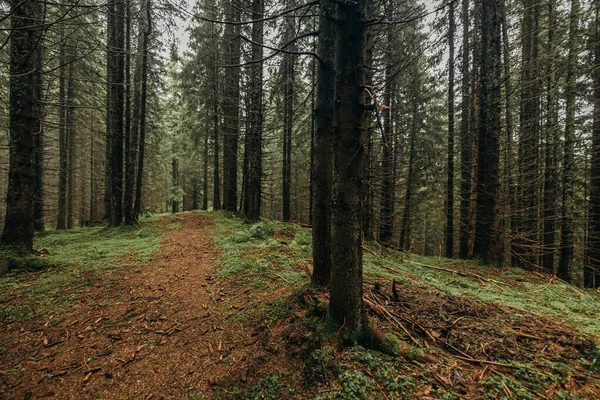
xmin=0 ymin=213 xmax=304 ymax=400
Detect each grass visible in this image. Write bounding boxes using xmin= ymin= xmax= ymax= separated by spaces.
xmin=362 ymin=246 xmax=600 ymax=338
xmin=211 ymin=212 xmax=311 ymax=288
xmin=211 ymin=212 xmax=600 ymax=338
xmin=0 ymin=215 xmax=175 ymax=319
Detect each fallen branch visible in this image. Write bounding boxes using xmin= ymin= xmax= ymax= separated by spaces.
xmin=363 ymin=295 xmax=419 ymax=345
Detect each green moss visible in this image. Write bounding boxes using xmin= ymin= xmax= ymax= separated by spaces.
xmin=0 ymin=305 xmax=31 ymax=323
xmin=380 ymin=333 xmax=401 ymax=357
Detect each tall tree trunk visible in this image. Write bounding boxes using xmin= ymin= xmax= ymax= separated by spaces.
xmin=213 ymin=57 xmax=220 ymax=211
xmin=33 ymin=42 xmax=44 ymax=232
xmin=66 ymin=48 xmax=76 ymax=230
xmin=473 ymin=0 xmax=502 ymax=264
xmin=459 ymin=0 xmax=471 ymax=259
xmin=57 ymin=36 xmax=68 ymax=230
xmin=542 ymin=0 xmax=558 ymax=273
xmin=446 ymin=1 xmax=455 ymax=258
xmin=222 ymin=0 xmax=241 ymax=212
xmin=500 ymin=0 xmax=516 ymax=265
xmin=378 ymin=0 xmax=395 ymax=243
xmin=587 ymin=0 xmax=600 ymax=288
xmin=516 ymin=0 xmax=541 ymax=267
xmin=467 ymin=0 xmax=481 ymax=259
xmin=282 ymin=15 xmax=295 ymax=222
xmin=202 ymin=109 xmax=209 ymax=211
xmin=243 ymin=0 xmax=264 ymax=222
xmin=329 ymin=0 xmax=367 ymax=336
xmin=311 ymin=0 xmax=335 ymax=287
xmin=172 ymin=158 xmax=179 ymax=214
xmin=90 ymin=126 xmax=96 ymax=222
xmin=132 ymin=0 xmax=151 ymax=219
xmin=399 ymin=96 xmax=418 ymax=252
xmin=109 ymin=0 xmax=125 ymax=226
xmin=104 ymin=0 xmax=114 ymax=221
xmin=559 ymin=0 xmax=580 ymax=283
xmin=124 ymin=0 xmax=136 ymax=225
xmin=1 ymin=0 xmax=42 ymax=251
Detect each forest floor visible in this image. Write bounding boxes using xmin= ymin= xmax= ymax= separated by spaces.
xmin=0 ymin=212 xmax=599 ymax=399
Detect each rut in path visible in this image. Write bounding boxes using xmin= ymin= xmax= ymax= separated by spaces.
xmin=0 ymin=213 xmax=252 ymax=399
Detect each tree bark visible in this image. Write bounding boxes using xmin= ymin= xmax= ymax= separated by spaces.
xmin=57 ymin=35 xmax=68 ymax=230
xmin=559 ymin=0 xmax=580 ymax=283
xmin=329 ymin=0 xmax=367 ymax=336
xmin=222 ymin=0 xmax=241 ymax=212
xmin=542 ymin=0 xmax=558 ymax=273
xmin=66 ymin=47 xmax=76 ymax=229
xmin=446 ymin=1 xmax=455 ymax=258
xmin=378 ymin=0 xmax=395 ymax=244
xmin=243 ymin=0 xmax=264 ymax=222
xmin=473 ymin=0 xmax=502 ymax=265
xmin=109 ymin=0 xmax=125 ymax=226
xmin=133 ymin=0 xmax=151 ymax=219
xmin=1 ymin=0 xmax=43 ymax=251
xmin=459 ymin=0 xmax=471 ymax=259
xmin=124 ymin=0 xmax=136 ymax=225
xmin=311 ymin=0 xmax=335 ymax=287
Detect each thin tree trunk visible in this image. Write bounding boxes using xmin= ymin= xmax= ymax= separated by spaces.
xmin=66 ymin=48 xmax=76 ymax=229
xmin=124 ymin=0 xmax=136 ymax=225
xmin=57 ymin=35 xmax=68 ymax=230
xmin=459 ymin=0 xmax=471 ymax=259
xmin=282 ymin=15 xmax=295 ymax=222
xmin=542 ymin=0 xmax=558 ymax=273
xmin=133 ymin=0 xmax=151 ymax=219
xmin=33 ymin=42 xmax=44 ymax=232
xmin=446 ymin=1 xmax=455 ymax=258
xmin=109 ymin=0 xmax=125 ymax=226
xmin=399 ymin=97 xmax=418 ymax=252
xmin=379 ymin=0 xmax=395 ymax=243
xmin=558 ymin=0 xmax=580 ymax=283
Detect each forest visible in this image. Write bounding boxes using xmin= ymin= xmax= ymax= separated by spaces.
xmin=1 ymin=0 xmax=600 ymax=398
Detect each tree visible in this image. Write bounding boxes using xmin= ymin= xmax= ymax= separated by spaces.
xmin=108 ymin=0 xmax=126 ymax=226
xmin=459 ymin=0 xmax=471 ymax=259
xmin=222 ymin=0 xmax=242 ymax=212
xmin=542 ymin=0 xmax=559 ymax=273
xmin=311 ymin=0 xmax=335 ymax=287
xmin=1 ymin=0 xmax=43 ymax=251
xmin=243 ymin=0 xmax=265 ymax=222
xmin=133 ymin=0 xmax=152 ymax=219
xmin=586 ymin=0 xmax=600 ymax=288
xmin=446 ymin=1 xmax=456 ymax=258
xmin=378 ymin=0 xmax=396 ymax=244
xmin=558 ymin=0 xmax=580 ymax=283
xmin=282 ymin=5 xmax=296 ymax=222
xmin=329 ymin=0 xmax=368 ymax=335
xmin=473 ymin=0 xmax=501 ymax=264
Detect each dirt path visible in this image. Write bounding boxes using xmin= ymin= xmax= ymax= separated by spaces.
xmin=0 ymin=213 xmax=250 ymax=399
